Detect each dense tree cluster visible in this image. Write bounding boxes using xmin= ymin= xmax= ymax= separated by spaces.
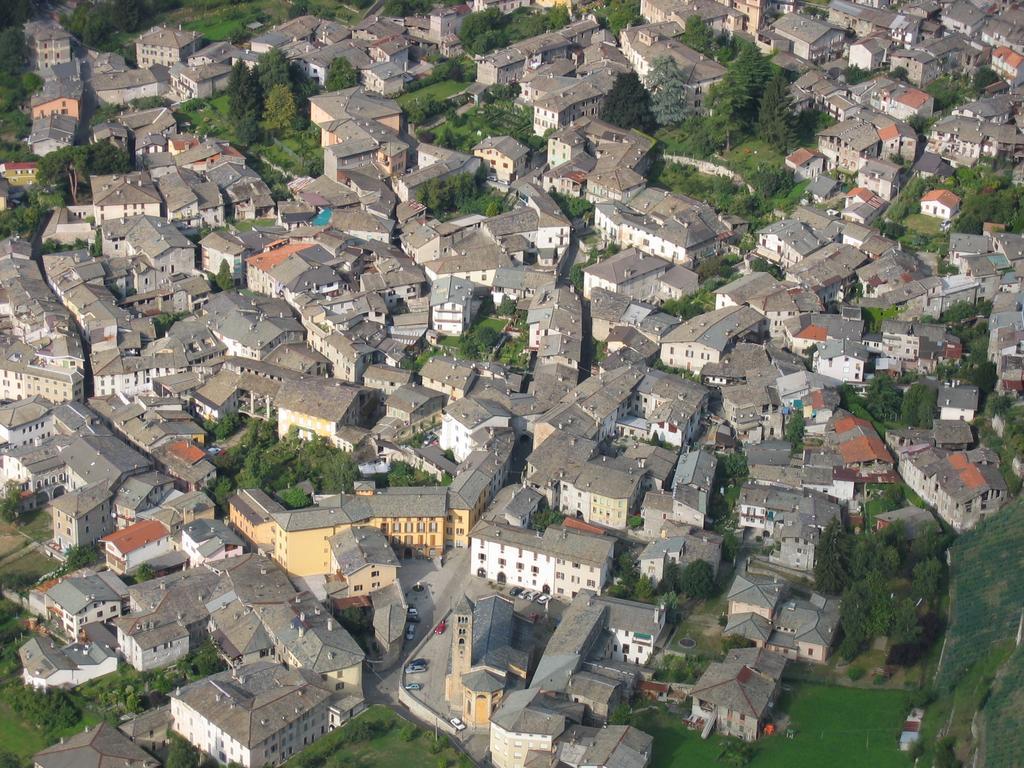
xmin=416 ymin=170 xmax=507 ymax=220
xmin=814 ymin=519 xmax=950 ymax=661
xmin=601 ymin=71 xmax=655 ymax=133
xmin=208 ymin=419 xmax=361 ymax=511
xmin=226 ymin=50 xmax=316 ymax=145
xmin=36 ymin=142 xmax=133 ymax=205
xmin=458 ymin=6 xmax=569 ymax=56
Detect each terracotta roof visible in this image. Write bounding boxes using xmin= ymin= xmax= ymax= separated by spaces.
xmin=948 ymin=452 xmax=986 ymax=489
xmin=786 ymin=148 xmax=818 ymax=166
xmin=101 ymin=519 xmax=170 ymax=554
xmin=562 ymin=517 xmax=608 ymax=535
xmin=838 ymin=434 xmax=892 ymax=465
xmin=166 ymin=440 xmax=206 ymax=464
xmin=895 ymin=88 xmax=930 ymax=108
xmin=796 ymin=324 xmax=827 ymax=341
xmin=246 ymin=242 xmax=316 ymax=272
xmin=921 ymin=189 xmax=960 ymax=208
xmin=995 ymin=46 xmax=1024 ymax=69
xmin=834 ymin=415 xmax=874 ymax=434
xmin=877 ymin=123 xmax=899 ymax=141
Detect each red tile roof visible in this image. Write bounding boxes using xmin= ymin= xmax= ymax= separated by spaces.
xmin=995 ymin=46 xmax=1024 ymax=70
xmin=948 ymin=452 xmax=987 ymax=489
xmin=895 ymin=88 xmax=930 ymax=108
xmin=101 ymin=519 xmax=169 ymax=554
xmin=167 ymin=440 xmax=205 ymax=464
xmin=839 ymin=434 xmax=892 ymax=465
xmin=921 ymin=189 xmax=960 ymax=208
xmin=562 ymin=518 xmax=607 ymax=535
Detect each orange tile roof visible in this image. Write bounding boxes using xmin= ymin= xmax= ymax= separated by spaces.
xmin=921 ymin=189 xmax=960 ymax=208
xmin=167 ymin=440 xmax=206 ymax=464
xmin=838 ymin=434 xmax=892 ymax=465
xmin=101 ymin=519 xmax=170 ymax=554
xmin=562 ymin=518 xmax=607 ymax=535
xmin=796 ymin=324 xmax=827 ymax=341
xmin=246 ymin=242 xmax=314 ymax=272
xmin=786 ymin=148 xmax=816 ymax=166
xmin=834 ymin=414 xmax=874 ymax=434
xmin=948 ymin=452 xmax=987 ymax=489
xmin=995 ymin=46 xmax=1024 ymax=69
xmin=877 ymin=123 xmax=899 ymax=141
xmin=895 ymin=88 xmax=930 ymax=108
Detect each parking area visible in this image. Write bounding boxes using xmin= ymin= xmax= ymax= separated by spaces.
xmin=401 ymin=571 xmax=568 ymax=721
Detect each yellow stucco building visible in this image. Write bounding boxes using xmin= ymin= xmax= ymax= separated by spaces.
xmin=267 ymin=486 xmax=450 ymax=577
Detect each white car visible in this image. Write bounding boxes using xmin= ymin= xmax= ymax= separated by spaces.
xmin=536 ymin=594 xmax=550 ymax=605
xmin=520 ymin=590 xmax=535 ymax=601
xmin=450 ymin=717 xmax=467 ymax=732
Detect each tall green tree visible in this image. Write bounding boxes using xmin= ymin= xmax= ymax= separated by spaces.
xmin=0 ymin=480 xmax=21 ymax=522
xmin=649 ymin=56 xmax=690 ymax=127
xmin=900 ymin=382 xmax=937 ymax=428
xmin=257 ymin=49 xmax=292 ymax=94
xmin=681 ymin=15 xmax=714 ymax=55
xmin=113 ymin=0 xmax=140 ymax=32
xmin=757 ymin=70 xmax=795 ymax=152
xmin=708 ymin=42 xmax=771 ymax=148
xmin=214 ymin=260 xmax=234 ymax=292
xmin=0 ymin=28 xmax=26 ymax=75
xmin=912 ymin=557 xmax=942 ymax=604
xmin=600 ymin=71 xmax=654 ymax=132
xmin=678 ymin=559 xmax=715 ymax=599
xmin=785 ymin=409 xmax=805 ymax=450
xmin=814 ymin=518 xmax=851 ymax=594
xmin=326 ymin=56 xmax=357 ymax=91
xmin=37 ymin=146 xmax=88 ymax=205
xmin=263 ymin=83 xmax=297 ymax=135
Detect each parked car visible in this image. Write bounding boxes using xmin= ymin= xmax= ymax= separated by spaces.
xmin=405 ymin=663 xmax=427 ymax=674
xmin=536 ymin=594 xmax=550 ymax=605
xmin=410 ymin=658 xmax=428 ymax=667
xmin=407 ymin=614 xmax=420 ymax=623
xmin=405 ymin=625 xmax=416 ymax=640
xmin=508 ymin=586 xmax=523 ymax=597
xmin=520 ymin=590 xmax=535 ymax=601
xmin=404 ymin=682 xmax=423 ymax=691
xmin=450 ymin=717 xmax=466 ymax=732
xmin=407 ymin=606 xmax=419 ymax=617
xmin=207 ymin=445 xmax=224 ymax=456
xmin=434 ymin=620 xmax=446 ymax=635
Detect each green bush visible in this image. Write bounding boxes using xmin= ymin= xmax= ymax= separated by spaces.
xmin=847 ymin=666 xmax=865 ymax=681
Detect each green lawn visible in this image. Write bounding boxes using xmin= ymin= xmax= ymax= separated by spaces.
xmin=284 ymin=705 xmax=469 ymax=767
xmin=0 ymin=698 xmax=103 ymax=761
xmin=647 ymin=683 xmax=910 ymax=768
xmin=0 ymin=548 xmax=56 ymax=586
xmin=397 ymin=80 xmax=468 ymax=110
xmin=903 ymin=213 xmax=942 ymax=236
xmin=722 ymin=139 xmax=786 ymax=179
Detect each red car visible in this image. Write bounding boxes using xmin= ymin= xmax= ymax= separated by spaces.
xmin=434 ymin=620 xmax=446 ymax=635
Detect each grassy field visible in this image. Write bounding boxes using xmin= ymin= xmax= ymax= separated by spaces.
xmin=923 ymin=499 xmax=1024 ymax=764
xmin=0 ymin=548 xmax=56 ymax=586
xmin=397 ymin=80 xmax=468 ymax=110
xmin=646 ymin=683 xmax=910 ymax=768
xmin=283 ymin=705 xmax=469 ymax=767
xmin=0 ymin=697 xmax=104 ymax=762
xmin=980 ymin=644 xmax=1024 ymax=766
xmin=903 ymin=213 xmax=943 ymax=236
xmin=722 ymin=139 xmax=786 ymax=179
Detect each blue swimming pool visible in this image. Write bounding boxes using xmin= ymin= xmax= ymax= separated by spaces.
xmin=312 ymin=208 xmax=332 ymax=226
